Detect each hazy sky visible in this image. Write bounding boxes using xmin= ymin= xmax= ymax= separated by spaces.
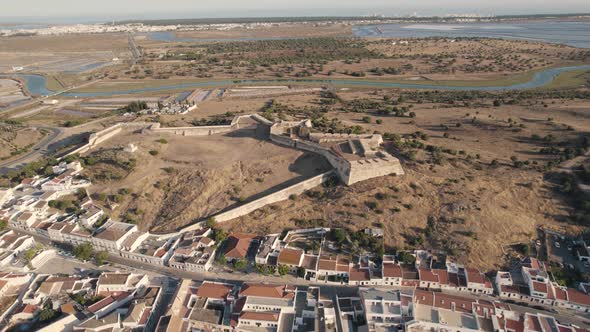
xmin=3 ymin=0 xmax=590 ymax=22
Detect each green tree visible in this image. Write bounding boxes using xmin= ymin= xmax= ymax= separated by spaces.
xmin=331 ymin=229 xmax=347 ymax=243
xmin=23 ymin=247 xmax=37 ymax=264
xmin=217 ymin=255 xmax=227 ymax=265
xmin=0 ymin=219 xmax=7 ymax=232
xmin=278 ymin=264 xmax=290 ymax=276
xmin=205 ymin=217 xmax=217 ymax=229
xmin=73 ymin=243 xmax=93 ymax=261
xmin=398 ymin=251 xmax=416 ymax=265
xmin=234 ymin=258 xmax=247 ymax=270
xmin=296 ymin=266 xmax=306 ymax=278
xmin=96 ymin=250 xmax=109 ymax=265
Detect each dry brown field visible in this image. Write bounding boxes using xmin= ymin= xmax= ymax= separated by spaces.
xmin=83 ymin=129 xmax=330 ymax=232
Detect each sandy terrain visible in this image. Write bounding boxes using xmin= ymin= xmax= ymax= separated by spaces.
xmin=0 ymin=33 xmax=130 ymax=74
xmin=158 ymin=89 xmax=588 ymax=270
xmin=0 ymin=125 xmax=45 ymax=160
xmin=84 ymin=128 xmax=330 ymax=232
xmin=0 ymin=79 xmax=29 ymax=109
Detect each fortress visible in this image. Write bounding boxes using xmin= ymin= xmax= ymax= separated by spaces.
xmin=67 ymin=114 xmax=404 ymax=230
xmin=68 ymin=114 xmax=404 ymax=187
xmin=145 ymin=115 xmax=405 ymax=186
xmin=268 ymin=119 xmax=404 ymax=185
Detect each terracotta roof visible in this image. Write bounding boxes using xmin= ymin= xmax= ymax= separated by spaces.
xmin=433 ymin=269 xmax=449 ymax=285
xmin=88 ymin=296 xmax=115 ymax=313
xmin=501 ymin=285 xmax=522 ymax=294
xmin=382 ymin=263 xmax=402 ymax=278
xmin=196 ymin=282 xmax=232 ymax=299
xmin=94 ymin=222 xmax=134 ymax=241
xmin=554 ymin=287 xmax=568 ymax=301
xmin=522 ymin=257 xmax=541 ymax=270
xmin=224 ymin=234 xmax=254 ymax=259
xmin=239 ymin=283 xmax=294 ymax=299
xmin=414 ymin=289 xmax=434 ymax=306
xmin=532 ymin=281 xmax=548 ymax=294
xmin=61 ymin=302 xmax=76 ymax=314
xmin=493 ymin=301 xmax=511 ymax=311
xmin=526 ymin=314 xmax=543 ymax=332
xmin=349 ymin=266 xmax=370 ymax=281
xmin=567 ymin=289 xmax=590 ymax=306
xmin=433 ymin=292 xmax=473 ymax=313
xmin=277 ymin=248 xmax=303 ymax=266
xmin=318 ymin=257 xmax=337 ymax=271
xmin=506 ymin=318 xmax=525 ymax=332
xmin=419 ymin=268 xmax=439 ymax=283
xmin=21 ymin=304 xmax=38 ymax=314
xmin=240 ymin=311 xmax=280 ymax=322
xmin=98 ymin=273 xmax=130 ymax=286
xmin=466 ymin=268 xmax=487 ymax=284
xmin=301 ymin=255 xmax=318 ymax=270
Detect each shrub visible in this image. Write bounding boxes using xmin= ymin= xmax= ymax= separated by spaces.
xmin=149 ymin=150 xmax=159 ymax=156
xmin=73 ymin=243 xmax=93 ymax=261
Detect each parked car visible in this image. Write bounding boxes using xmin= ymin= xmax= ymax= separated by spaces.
xmin=536 ymin=240 xmax=542 ymax=246
xmin=555 ymin=242 xmax=561 ymax=248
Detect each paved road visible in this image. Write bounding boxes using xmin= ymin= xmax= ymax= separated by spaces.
xmin=0 ymin=126 xmax=63 ymax=174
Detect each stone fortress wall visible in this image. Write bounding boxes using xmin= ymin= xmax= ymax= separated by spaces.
xmin=64 ymin=113 xmax=403 ymax=231
xmin=269 ymin=119 xmax=404 ymax=185
xmin=66 ymin=122 xmax=154 ymax=156
xmin=178 ymin=170 xmax=336 ymax=233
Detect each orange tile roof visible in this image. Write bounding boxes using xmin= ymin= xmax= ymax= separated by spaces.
xmin=224 ymin=234 xmax=253 ymax=259
xmin=419 ymin=268 xmax=439 ymax=283
xmin=318 ymin=257 xmax=337 ymax=271
xmin=532 ymin=281 xmax=548 ymax=293
xmin=277 ymin=248 xmax=303 ymax=266
xmin=21 ymin=304 xmax=38 ymax=314
xmin=433 ymin=269 xmax=449 ymax=285
xmin=506 ymin=318 xmax=525 ymax=332
xmin=196 ymin=282 xmax=233 ymax=299
xmin=554 ymin=287 xmax=568 ymax=301
xmin=240 ymin=311 xmax=280 ymax=322
xmin=239 ymin=283 xmax=294 ymax=299
xmin=60 ymin=302 xmax=76 ymax=315
xmin=466 ymin=268 xmax=487 ymax=284
xmin=567 ymin=289 xmax=590 ymax=306
xmin=433 ymin=293 xmax=474 ymax=313
xmin=526 ymin=314 xmax=543 ymax=332
xmin=382 ymin=263 xmax=402 ymax=278
xmin=349 ymin=266 xmax=370 ymax=281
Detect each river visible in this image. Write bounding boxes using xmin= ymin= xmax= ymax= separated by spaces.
xmin=352 ymin=21 xmax=590 ymax=49
xmin=14 ymin=65 xmax=590 ymax=97
xmin=149 ymin=21 xmax=590 ymax=49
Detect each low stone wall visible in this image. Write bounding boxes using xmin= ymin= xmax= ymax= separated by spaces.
xmin=151 ymin=125 xmax=233 ymax=136
xmin=65 ymin=122 xmax=153 ymax=157
xmin=308 ymin=133 xmax=376 ymax=143
xmin=179 ymin=170 xmax=335 ymax=232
